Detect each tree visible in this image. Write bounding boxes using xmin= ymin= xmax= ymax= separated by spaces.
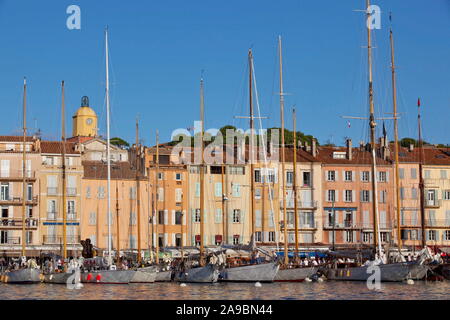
xmin=110 ymin=137 xmax=130 ymax=149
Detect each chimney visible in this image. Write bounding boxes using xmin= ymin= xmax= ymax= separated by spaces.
xmin=346 ymin=138 xmax=352 ymax=160
xmin=359 ymin=141 xmax=364 ymax=151
xmin=305 ymin=142 xmax=311 ymax=153
xmin=311 ymin=138 xmax=317 ymax=157
xmin=409 ymin=144 xmax=414 ymax=152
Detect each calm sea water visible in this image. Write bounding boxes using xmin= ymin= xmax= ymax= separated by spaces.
xmin=0 ymin=281 xmax=448 ymax=300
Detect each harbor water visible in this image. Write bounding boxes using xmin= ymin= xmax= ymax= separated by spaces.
xmin=0 ymin=281 xmax=448 ymax=300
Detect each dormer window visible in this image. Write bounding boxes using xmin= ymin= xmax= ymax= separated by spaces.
xmin=332 ymin=152 xmax=346 ymax=159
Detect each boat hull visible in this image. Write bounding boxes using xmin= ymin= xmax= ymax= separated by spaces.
xmin=274 ymin=266 xmax=318 ymax=282
xmin=131 ymin=267 xmax=158 ymax=283
xmin=44 ymin=271 xmax=79 ymax=284
xmin=173 ymin=264 xmax=219 ymax=283
xmin=407 ymin=262 xmax=429 ymax=280
xmin=3 ymin=269 xmax=41 ymax=284
xmin=435 ymin=264 xmax=450 ymax=280
xmin=155 ymin=270 xmax=172 ymax=282
xmin=80 ymin=270 xmax=135 ymax=284
xmin=324 ymin=263 xmax=410 ymax=282
xmin=219 ymin=262 xmax=279 ymax=282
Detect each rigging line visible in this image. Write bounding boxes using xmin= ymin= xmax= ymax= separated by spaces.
xmin=251 ymin=56 xmax=279 ymax=253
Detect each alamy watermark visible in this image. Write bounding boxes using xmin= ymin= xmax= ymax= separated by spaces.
xmin=66 ymin=5 xmax=81 ymax=30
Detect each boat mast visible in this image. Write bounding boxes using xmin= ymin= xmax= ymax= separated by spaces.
xmin=199 ymin=77 xmax=205 ymax=266
xmin=135 ymin=118 xmax=142 ymax=264
xmin=278 ymin=36 xmax=289 ymax=265
xmin=155 ymin=130 xmax=160 ymax=264
xmin=292 ymin=107 xmax=299 ymax=260
xmin=365 ymin=0 xmax=382 ymax=257
xmin=116 ymin=181 xmax=120 ymax=261
xmin=389 ymin=25 xmax=402 ymax=250
xmin=221 ymin=162 xmax=226 ymax=244
xmin=61 ymin=81 xmax=67 ymax=261
xmin=417 ymin=99 xmax=426 ymax=247
xmin=248 ymin=49 xmax=256 ymax=247
xmin=105 ymin=27 xmax=113 ymax=264
xmin=21 ymin=77 xmax=27 ymax=258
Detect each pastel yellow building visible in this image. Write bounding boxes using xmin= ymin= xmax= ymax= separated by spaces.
xmin=72 ymin=96 xmax=98 ymax=138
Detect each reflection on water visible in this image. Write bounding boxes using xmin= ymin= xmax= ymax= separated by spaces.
xmin=0 ymin=281 xmax=449 ymax=300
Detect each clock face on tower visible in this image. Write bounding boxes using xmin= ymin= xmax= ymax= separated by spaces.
xmin=86 ymin=118 xmax=93 ymax=125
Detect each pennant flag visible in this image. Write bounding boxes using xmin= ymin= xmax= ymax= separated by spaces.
xmin=347 ymin=121 xmax=351 ymax=128
xmin=417 ymin=97 xmax=421 ymax=107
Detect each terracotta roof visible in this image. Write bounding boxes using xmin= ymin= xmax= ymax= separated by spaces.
xmin=40 ymin=141 xmax=79 ymax=154
xmin=66 ymin=136 xmax=95 ymax=143
xmin=396 ymin=146 xmax=450 ymax=165
xmin=82 ymin=160 xmax=142 ymax=180
xmin=316 ymin=146 xmax=392 ymax=165
xmin=0 ymin=136 xmax=36 ymax=142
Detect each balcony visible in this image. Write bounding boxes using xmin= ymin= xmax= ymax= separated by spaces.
xmin=323 ymin=222 xmax=392 ymax=230
xmin=47 ymin=212 xmax=57 ymax=220
xmin=280 ymin=200 xmax=318 ymax=209
xmin=47 ymin=187 xmax=58 ymax=195
xmin=281 ymin=221 xmax=316 ymax=231
xmin=0 ymin=237 xmax=21 ymax=245
xmin=43 ymin=235 xmax=81 ymax=245
xmin=45 ymin=212 xmax=77 ymax=220
xmin=67 ymin=212 xmax=77 ymax=220
xmin=425 ymin=219 xmax=450 ymax=228
xmin=0 ymin=218 xmax=39 ymax=229
xmin=0 ymin=170 xmax=36 ymax=182
xmin=0 ymin=195 xmax=38 ymax=206
xmin=66 ymin=188 xmax=77 ymax=196
xmin=424 ymin=199 xmax=441 ymax=208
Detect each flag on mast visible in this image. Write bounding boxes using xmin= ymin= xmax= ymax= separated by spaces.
xmin=417 ymin=97 xmax=421 ymax=107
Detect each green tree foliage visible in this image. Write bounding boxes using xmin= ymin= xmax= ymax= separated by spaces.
xmin=110 ymin=137 xmax=130 ymax=149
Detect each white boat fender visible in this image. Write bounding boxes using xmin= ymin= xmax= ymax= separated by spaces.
xmin=406 ymin=279 xmax=414 ymax=285
xmin=254 ymin=282 xmax=262 ymax=287
xmin=180 ymin=283 xmax=187 ymax=287
xmin=304 ymin=277 xmax=312 ymax=282
xmin=49 ymin=275 xmax=53 ymax=280
xmin=75 ymin=282 xmax=84 ymax=289
xmin=317 ymin=277 xmax=324 ymax=282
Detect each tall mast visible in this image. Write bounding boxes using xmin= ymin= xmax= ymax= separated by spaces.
xmin=61 ymin=81 xmax=67 ymax=260
xmin=155 ymin=130 xmax=160 ymax=264
xmin=21 ymin=77 xmax=27 ymax=258
xmin=389 ymin=25 xmax=402 ymax=250
xmin=248 ymin=49 xmax=256 ymax=246
xmin=105 ymin=27 xmax=112 ymax=264
xmin=116 ymin=181 xmax=120 ymax=261
xmin=417 ymin=99 xmax=426 ymax=247
xmin=199 ymin=77 xmax=205 ymax=266
xmin=221 ymin=163 xmax=226 ymax=244
xmin=135 ymin=118 xmax=142 ymax=263
xmin=292 ymin=107 xmax=299 ymax=260
xmin=278 ymin=36 xmax=288 ymax=265
xmin=366 ymin=0 xmax=382 ymax=256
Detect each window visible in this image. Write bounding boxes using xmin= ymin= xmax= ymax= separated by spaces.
xmin=229 ymin=166 xmax=245 ymax=175
xmin=130 ymin=187 xmax=137 ymax=200
xmin=255 ymin=210 xmax=262 ymax=227
xmin=232 ymin=183 xmax=241 ymax=197
xmin=27 ymin=184 xmax=33 ymax=201
xmin=214 ymin=183 xmax=222 ymax=197
xmin=327 ymin=171 xmax=336 ymax=181
xmin=361 ymin=190 xmax=370 ymax=202
xmin=344 ymin=210 xmax=353 ymax=227
xmin=254 ymin=169 xmax=261 ymax=183
xmin=47 ymin=175 xmax=57 ymax=195
xmin=344 ymin=171 xmax=352 ymax=182
xmin=286 ymin=171 xmax=293 ymax=186
xmin=175 ymin=173 xmax=182 ymax=181
xmin=214 ymin=235 xmax=222 ymax=246
xmin=194 ymin=209 xmax=201 ymax=223
xmin=0 ymin=231 xmax=8 ymax=244
xmin=425 ymin=170 xmax=431 ymax=179
xmin=327 ymin=190 xmax=336 ymax=202
xmin=255 ymin=188 xmax=261 ymax=200
xmin=411 ymin=168 xmax=417 ymax=179
xmin=89 ymin=212 xmax=96 ymax=225
xmin=361 ymin=171 xmax=370 ymax=182
xmin=378 ymin=171 xmax=387 ymax=182
xmin=130 ymin=212 xmax=137 ymax=226
xmin=158 ymin=172 xmax=164 ymax=180
xmin=380 ymin=232 xmax=388 ymax=242
xmin=158 ymin=210 xmax=165 ymax=224
xmin=98 ymin=186 xmax=105 ymax=199
xmin=210 ymin=166 xmax=222 ymax=174
xmin=157 ymin=187 xmax=164 ymax=201
xmin=399 ymin=168 xmax=405 ymax=179
xmin=1 ymin=160 xmax=10 ymax=177
xmin=332 ymin=152 xmax=346 ymax=159
xmin=233 ymin=209 xmax=241 ymax=223
xmin=344 ymin=190 xmax=353 ymax=202
xmin=400 ymin=187 xmax=405 ymax=200
xmin=175 ymin=188 xmax=182 ymax=202
xmin=445 ymin=230 xmax=450 ymax=241
xmin=345 ymin=231 xmax=354 ymax=243
xmin=159 ymin=234 xmax=165 ymax=247
xmin=26 ymin=231 xmax=33 ymax=244
xmin=175 ymin=211 xmax=183 ymax=225
xmin=303 ymin=172 xmax=311 ymax=187
xmin=380 ymin=190 xmax=387 ymax=203
xmin=176 ymin=234 xmax=182 ymax=247
xmin=428 ymin=230 xmax=436 ymax=241
xmin=0 ymin=183 xmax=9 ymax=201
xmin=287 ymin=211 xmax=295 ymax=227
xmin=362 ymin=232 xmax=370 ymax=243
xmin=268 ymin=211 xmax=274 ymax=227
xmin=443 ymin=190 xmax=450 ymax=201
xmin=67 ymin=200 xmax=75 ymax=219
xmin=86 ymin=186 xmax=91 ymax=199
xmin=327 ymin=210 xmax=335 ymax=227
xmin=441 ymin=170 xmax=447 ymax=179
xmin=233 ymin=235 xmax=240 ymax=245
xmin=268 ymin=231 xmax=275 ymax=242
xmin=215 ymin=208 xmax=222 ymax=224
xmin=255 ymin=232 xmax=262 ymax=242
xmin=411 ymin=188 xmax=418 ymax=199
xmin=47 ymin=200 xmax=56 ymax=219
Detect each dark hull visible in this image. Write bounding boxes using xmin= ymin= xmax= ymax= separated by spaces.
xmin=173 ymin=264 xmax=219 ymax=283
xmin=219 ymin=262 xmax=279 ymax=282
xmin=324 ymin=263 xmax=410 ymax=282
xmin=80 ymin=270 xmax=135 ymax=284
xmin=274 ymin=267 xmax=318 ymax=282
xmin=435 ymin=264 xmax=450 ymax=280
xmin=155 ymin=270 xmax=172 ymax=282
xmin=3 ymin=269 xmax=41 ymax=284
xmin=131 ymin=267 xmax=158 ymax=283
xmin=407 ymin=263 xmax=429 ymax=280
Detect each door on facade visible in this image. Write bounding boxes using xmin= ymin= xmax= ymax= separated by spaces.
xmin=427 ymin=190 xmax=435 ymax=206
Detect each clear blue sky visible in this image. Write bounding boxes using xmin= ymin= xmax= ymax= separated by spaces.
xmin=0 ymin=0 xmax=449 ymax=146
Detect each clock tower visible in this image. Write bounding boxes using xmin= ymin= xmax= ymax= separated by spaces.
xmin=72 ymin=96 xmax=98 ymax=137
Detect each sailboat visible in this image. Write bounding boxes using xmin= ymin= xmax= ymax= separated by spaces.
xmin=219 ymin=49 xmax=279 ymax=283
xmin=80 ymin=27 xmax=135 ymax=284
xmin=2 ymin=78 xmax=41 ymax=284
xmin=172 ymin=76 xmax=219 ymax=283
xmin=323 ymin=0 xmax=411 ymax=282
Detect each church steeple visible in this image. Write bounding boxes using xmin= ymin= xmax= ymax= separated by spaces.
xmin=72 ymin=96 xmax=98 ymax=137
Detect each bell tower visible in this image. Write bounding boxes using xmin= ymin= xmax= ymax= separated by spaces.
xmin=72 ymin=96 xmax=98 ymax=137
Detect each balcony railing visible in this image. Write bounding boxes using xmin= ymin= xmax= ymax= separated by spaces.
xmin=47 ymin=212 xmax=56 ymax=220
xmin=66 ymin=188 xmax=77 ymax=196
xmin=280 ymin=200 xmax=318 ymax=209
xmin=0 ymin=218 xmax=38 ymax=228
xmin=0 ymin=170 xmax=36 ymax=180
xmin=281 ymin=221 xmax=316 ymax=230
xmin=47 ymin=187 xmax=58 ymax=195
xmin=424 ymin=199 xmax=442 ymax=208
xmin=46 ymin=212 xmax=77 ymax=220
xmin=0 ymin=195 xmax=38 ymax=205
xmin=67 ymin=212 xmax=77 ymax=220
xmin=0 ymin=237 xmax=20 ymax=245
xmin=43 ymin=235 xmax=80 ymax=244
xmin=425 ymin=219 xmax=450 ymax=228
xmin=323 ymin=222 xmax=392 ymax=230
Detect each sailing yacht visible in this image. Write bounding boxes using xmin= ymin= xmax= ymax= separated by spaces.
xmin=219 ymin=49 xmax=279 ymax=283
xmin=80 ymin=27 xmax=135 ymax=284
xmin=2 ymin=78 xmax=41 ymax=284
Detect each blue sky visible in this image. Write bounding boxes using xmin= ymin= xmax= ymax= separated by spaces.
xmin=0 ymin=0 xmax=449 ymax=146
